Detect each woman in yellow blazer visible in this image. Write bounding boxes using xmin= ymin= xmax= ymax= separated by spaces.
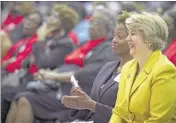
xmin=109 ymin=12 xmax=176 ymax=123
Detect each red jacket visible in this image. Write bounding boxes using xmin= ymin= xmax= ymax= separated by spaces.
xmin=164 ymin=38 xmax=176 ymax=66
xmin=2 ymin=34 xmax=38 ymax=73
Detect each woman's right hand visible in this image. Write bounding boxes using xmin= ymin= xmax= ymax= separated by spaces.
xmin=61 ymin=87 xmax=96 ymax=111
xmin=70 ymin=87 xmax=83 ymax=96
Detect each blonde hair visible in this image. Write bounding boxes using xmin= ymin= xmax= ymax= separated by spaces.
xmin=125 ymin=12 xmax=169 ymax=51
xmin=1 ymin=31 xmax=12 ymax=58
xmin=52 ymin=4 xmax=79 ymax=33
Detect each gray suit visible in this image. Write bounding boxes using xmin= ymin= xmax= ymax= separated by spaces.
xmin=9 ymin=23 xmax=24 ymax=44
xmin=69 ymin=61 xmax=120 ymax=123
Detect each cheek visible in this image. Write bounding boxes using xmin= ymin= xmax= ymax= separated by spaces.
xmin=137 ymin=41 xmax=149 ymax=52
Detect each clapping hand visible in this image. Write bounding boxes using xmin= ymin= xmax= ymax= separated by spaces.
xmin=61 ymin=87 xmax=96 ymax=111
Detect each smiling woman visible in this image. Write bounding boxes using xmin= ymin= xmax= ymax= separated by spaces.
xmin=37 ymin=4 xmax=79 ymax=41
xmin=109 ymin=12 xmax=176 ymax=123
xmin=61 ymin=11 xmax=133 ymax=123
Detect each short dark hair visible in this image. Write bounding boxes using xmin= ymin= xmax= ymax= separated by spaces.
xmin=116 ymin=11 xmax=130 ymax=24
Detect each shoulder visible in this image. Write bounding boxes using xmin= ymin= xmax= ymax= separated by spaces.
xmin=103 ymin=61 xmax=119 ymax=69
xmin=56 ymin=37 xmax=75 ymax=48
xmin=122 ymin=59 xmax=136 ymax=70
xmin=152 ymin=54 xmax=176 ymax=78
xmin=97 ymin=61 xmax=119 ymax=74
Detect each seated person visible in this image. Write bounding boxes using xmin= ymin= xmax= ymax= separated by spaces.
xmin=1 ymin=31 xmax=12 ymax=59
xmin=4 ymin=8 xmax=119 ymax=123
xmin=109 ymin=12 xmax=176 ymax=123
xmin=28 ymin=4 xmax=79 ymax=72
xmin=62 ymin=11 xmax=132 ymax=123
xmin=162 ymin=8 xmax=176 ymax=65
xmin=1 ymin=11 xmax=43 ymax=74
xmin=37 ymin=4 xmax=79 ymax=42
xmin=1 ymin=2 xmax=35 ymax=35
xmin=1 ymin=4 xmax=79 ymax=123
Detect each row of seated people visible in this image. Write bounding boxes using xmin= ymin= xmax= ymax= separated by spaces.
xmin=1 ymin=3 xmax=176 ymax=123
xmin=1 ymin=5 xmax=119 ymax=123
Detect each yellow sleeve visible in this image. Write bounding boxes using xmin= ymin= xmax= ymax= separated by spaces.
xmin=144 ymin=66 xmax=176 ymax=123
xmin=109 ymin=107 xmax=125 ymax=123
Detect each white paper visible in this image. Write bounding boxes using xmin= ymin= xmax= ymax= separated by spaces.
xmin=114 ymin=73 xmax=121 ymax=83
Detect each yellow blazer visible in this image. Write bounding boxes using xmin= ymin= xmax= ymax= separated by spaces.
xmin=110 ymin=50 xmax=176 ymax=123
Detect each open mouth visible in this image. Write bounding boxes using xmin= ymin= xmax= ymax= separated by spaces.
xmin=112 ymin=43 xmax=118 ymax=48
xmin=129 ymin=44 xmax=135 ymax=49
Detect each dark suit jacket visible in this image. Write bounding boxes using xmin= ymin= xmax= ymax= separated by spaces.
xmin=33 ymin=36 xmax=75 ymax=70
xmin=69 ymin=61 xmax=120 ymax=123
xmin=61 ymin=40 xmax=119 ymax=97
xmin=9 ymin=23 xmax=24 ymax=44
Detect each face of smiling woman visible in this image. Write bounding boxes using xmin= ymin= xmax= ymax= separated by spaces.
xmin=125 ymin=26 xmax=151 ymax=58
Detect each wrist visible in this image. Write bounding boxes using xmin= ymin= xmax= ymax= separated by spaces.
xmin=87 ymin=99 xmax=96 ymax=112
xmin=49 ymin=72 xmax=59 ymax=80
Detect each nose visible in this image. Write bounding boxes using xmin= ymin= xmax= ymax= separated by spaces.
xmin=112 ymin=37 xmax=117 ymax=43
xmin=126 ymin=35 xmax=131 ymax=43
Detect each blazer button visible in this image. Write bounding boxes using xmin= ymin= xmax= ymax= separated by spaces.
xmin=127 ymin=74 xmax=131 ymax=78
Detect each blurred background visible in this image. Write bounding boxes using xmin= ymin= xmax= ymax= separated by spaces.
xmin=1 ymin=1 xmax=176 ymax=123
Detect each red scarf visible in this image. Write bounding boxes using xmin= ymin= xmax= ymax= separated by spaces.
xmin=164 ymin=38 xmax=176 ymax=66
xmin=1 ymin=13 xmax=23 ymax=33
xmin=64 ymin=38 xmax=105 ymax=67
xmin=2 ymin=34 xmax=38 ymax=73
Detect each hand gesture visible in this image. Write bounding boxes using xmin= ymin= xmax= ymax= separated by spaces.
xmin=62 ymin=87 xmax=96 ymax=111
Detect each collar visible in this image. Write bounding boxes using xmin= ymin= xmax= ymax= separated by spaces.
xmin=129 ymin=50 xmax=162 ymax=74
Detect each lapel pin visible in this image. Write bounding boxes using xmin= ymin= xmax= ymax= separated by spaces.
xmin=127 ymin=74 xmax=131 ymax=78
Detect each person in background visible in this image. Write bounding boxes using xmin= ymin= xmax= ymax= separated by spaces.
xmin=5 ymin=8 xmax=118 ymax=123
xmin=162 ymin=7 xmax=176 ymax=45
xmin=163 ymin=8 xmax=176 ymax=66
xmin=37 ymin=3 xmax=79 ymax=42
xmin=30 ymin=4 xmax=78 ymax=71
xmin=1 ymin=11 xmax=43 ymax=74
xmin=1 ymin=11 xmax=42 ymax=123
xmin=2 ymin=4 xmax=78 ymax=123
xmin=62 ymin=11 xmax=133 ymax=123
xmin=109 ymin=12 xmax=176 ymax=123
xmin=1 ymin=2 xmax=35 ymax=33
xmin=1 ymin=31 xmax=12 ymax=59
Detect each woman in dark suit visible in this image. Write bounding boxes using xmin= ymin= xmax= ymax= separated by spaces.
xmin=62 ymin=11 xmax=133 ymax=123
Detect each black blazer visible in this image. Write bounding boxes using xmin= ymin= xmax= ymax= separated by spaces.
xmin=60 ymin=40 xmax=119 ymax=97
xmin=33 ymin=36 xmax=75 ymax=70
xmin=69 ymin=61 xmax=120 ymax=123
